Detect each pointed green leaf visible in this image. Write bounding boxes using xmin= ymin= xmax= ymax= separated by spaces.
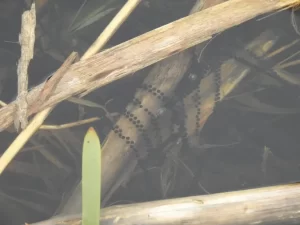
xmin=82 ymin=127 xmax=101 ymax=225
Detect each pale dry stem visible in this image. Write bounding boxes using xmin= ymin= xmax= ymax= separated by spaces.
xmin=15 ymin=2 xmax=36 ymax=130
xmin=0 ymin=52 xmax=78 ymax=175
xmin=0 ymin=0 xmax=142 ymax=175
xmin=40 ymin=117 xmax=100 ymax=130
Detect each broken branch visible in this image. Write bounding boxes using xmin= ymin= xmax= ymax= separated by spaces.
xmin=0 ymin=0 xmax=295 ymax=131
xmin=15 ymin=2 xmax=36 ymax=130
xmin=0 ymin=52 xmax=78 ymax=175
xmin=30 ymin=182 xmax=300 ymax=225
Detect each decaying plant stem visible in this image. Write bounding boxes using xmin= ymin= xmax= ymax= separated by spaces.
xmin=15 ymin=2 xmax=36 ymax=130
xmin=0 ymin=0 xmax=135 ymax=177
xmin=0 ymin=0 xmax=296 ymax=131
xmin=29 ymin=52 xmax=79 ymax=114
xmin=57 ymin=0 xmax=225 ymax=215
xmin=0 ymin=52 xmax=78 ymax=175
xmin=30 ymin=182 xmax=300 ymax=225
xmin=39 ymin=117 xmax=100 ymax=130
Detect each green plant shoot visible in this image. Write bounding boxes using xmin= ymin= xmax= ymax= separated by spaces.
xmin=82 ymin=127 xmax=101 ymax=225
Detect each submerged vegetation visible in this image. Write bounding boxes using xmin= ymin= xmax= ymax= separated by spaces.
xmin=1 ymin=0 xmax=300 ymax=224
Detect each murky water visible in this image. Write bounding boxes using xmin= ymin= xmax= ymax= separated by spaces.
xmin=1 ymin=1 xmax=300 ymax=224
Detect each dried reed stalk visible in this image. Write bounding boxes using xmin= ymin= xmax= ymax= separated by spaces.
xmin=15 ymin=2 xmax=36 ymax=130
xmin=57 ymin=0 xmax=225 ymax=215
xmin=0 ymin=0 xmax=141 ymax=174
xmin=30 ymin=182 xmax=300 ymax=225
xmin=0 ymin=52 xmax=78 ymax=175
xmin=81 ymin=0 xmax=141 ymax=61
xmin=56 ymin=0 xmax=300 ymax=215
xmin=0 ymin=0 xmax=296 ymax=131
